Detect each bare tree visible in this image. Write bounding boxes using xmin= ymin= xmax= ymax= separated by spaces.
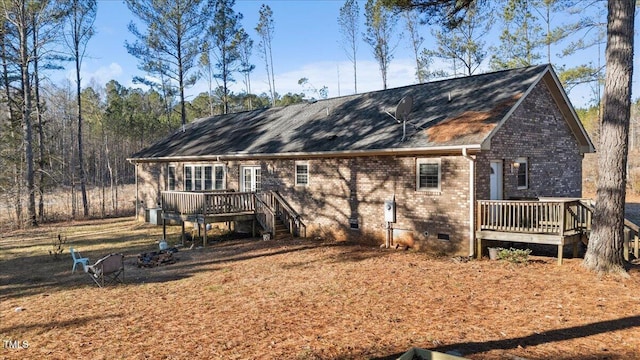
xmin=61 ymin=0 xmax=96 ymax=218
xmin=256 ymin=4 xmax=276 ymax=106
xmin=236 ymin=28 xmax=255 ymax=110
xmin=2 ymin=0 xmax=38 ymax=226
xmin=338 ymin=0 xmax=359 ymax=93
xmin=402 ymin=9 xmax=427 ymax=83
xmin=198 ymin=42 xmax=215 ymax=117
xmin=31 ymin=3 xmax=66 ymax=222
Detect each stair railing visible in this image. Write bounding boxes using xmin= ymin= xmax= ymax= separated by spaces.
xmin=254 ymin=193 xmax=275 ymax=237
xmin=269 ymin=191 xmax=306 ymax=238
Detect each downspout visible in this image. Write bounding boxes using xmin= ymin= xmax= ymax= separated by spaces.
xmin=134 ymin=163 xmax=139 ymax=221
xmin=462 ymin=147 xmax=476 ymax=257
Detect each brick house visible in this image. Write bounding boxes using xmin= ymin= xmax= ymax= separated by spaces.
xmin=128 ymin=64 xmax=594 ymax=257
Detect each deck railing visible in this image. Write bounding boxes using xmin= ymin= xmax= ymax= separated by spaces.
xmin=161 ymin=191 xmax=255 ymax=216
xmin=477 ymin=198 xmax=640 ymax=260
xmin=477 ymin=199 xmax=586 ymax=235
xmin=160 ymin=190 xmax=306 ymax=239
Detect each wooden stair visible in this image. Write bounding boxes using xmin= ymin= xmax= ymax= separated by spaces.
xmin=273 ymin=216 xmax=294 ymax=240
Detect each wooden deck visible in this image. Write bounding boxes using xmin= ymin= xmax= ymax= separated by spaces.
xmin=476 ymin=198 xmax=640 ymax=265
xmin=160 ymin=191 xmax=306 ymax=246
xmin=158 ymin=191 xmax=639 ymax=263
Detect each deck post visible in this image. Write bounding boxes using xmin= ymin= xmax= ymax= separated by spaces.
xmin=203 ymin=220 xmax=207 ymax=248
xmin=560 ymin=202 xmax=567 ymax=235
xmin=557 ymin=244 xmax=563 ymax=265
xmin=202 ymin=195 xmax=207 ymax=247
xmin=162 ymin=218 xmax=167 ymax=241
xmin=623 ymin=229 xmax=629 ymax=261
xmin=634 ymin=234 xmax=639 ymax=259
xmin=476 ymin=203 xmax=483 ymax=259
xmin=272 ymin=213 xmax=276 ymax=239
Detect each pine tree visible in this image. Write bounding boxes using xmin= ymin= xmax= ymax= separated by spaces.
xmin=125 ymin=0 xmax=211 ymax=128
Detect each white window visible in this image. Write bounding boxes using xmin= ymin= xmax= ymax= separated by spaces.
xmin=295 ymin=161 xmax=309 ymax=186
xmin=417 ymin=158 xmax=441 ymax=192
xmin=204 ymin=166 xmax=213 ymax=190
xmin=184 ymin=166 xmax=193 ymax=190
xmin=194 ymin=166 xmax=203 ymax=191
xmin=515 ymin=157 xmax=528 ymax=189
xmin=214 ymin=166 xmax=225 ymax=190
xmin=241 ymin=166 xmax=262 ymax=192
xmin=184 ymin=164 xmax=225 ymax=191
xmin=167 ymin=165 xmax=176 ymax=191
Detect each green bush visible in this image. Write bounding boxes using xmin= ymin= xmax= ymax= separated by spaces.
xmin=497 ymin=247 xmax=532 ymax=263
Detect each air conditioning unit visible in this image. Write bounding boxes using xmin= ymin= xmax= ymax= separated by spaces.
xmin=148 ymin=208 xmax=162 ymax=225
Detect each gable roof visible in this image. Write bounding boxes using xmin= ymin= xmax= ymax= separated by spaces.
xmin=129 ymin=64 xmax=594 ymax=162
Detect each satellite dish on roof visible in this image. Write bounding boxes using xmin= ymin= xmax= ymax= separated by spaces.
xmin=395 ymin=95 xmax=413 ymax=142
xmin=395 ymin=95 xmax=413 ymax=121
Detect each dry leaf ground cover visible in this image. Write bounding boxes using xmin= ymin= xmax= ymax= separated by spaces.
xmin=1 ymin=217 xmax=640 ymax=360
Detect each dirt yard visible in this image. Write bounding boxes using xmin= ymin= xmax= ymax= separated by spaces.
xmin=1 ymin=217 xmax=639 ymax=360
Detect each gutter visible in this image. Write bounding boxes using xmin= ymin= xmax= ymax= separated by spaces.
xmin=462 ymin=147 xmax=476 ymax=258
xmin=127 ymin=144 xmax=483 ymax=164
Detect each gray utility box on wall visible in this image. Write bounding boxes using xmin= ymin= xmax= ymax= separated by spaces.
xmin=148 ymin=208 xmax=162 ymax=225
xmin=384 ymin=200 xmax=396 ymax=223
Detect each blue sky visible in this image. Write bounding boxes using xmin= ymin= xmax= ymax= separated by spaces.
xmin=65 ymin=0 xmax=634 ymax=109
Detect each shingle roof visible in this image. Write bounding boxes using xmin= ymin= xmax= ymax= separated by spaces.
xmin=130 ymin=64 xmax=571 ymax=160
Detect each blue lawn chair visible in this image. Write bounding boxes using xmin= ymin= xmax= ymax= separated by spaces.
xmin=70 ymin=247 xmax=89 ymax=273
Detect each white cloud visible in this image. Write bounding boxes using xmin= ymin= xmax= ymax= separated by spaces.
xmin=73 ymin=62 xmax=124 ymax=88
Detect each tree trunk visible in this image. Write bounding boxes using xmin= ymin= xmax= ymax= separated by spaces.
xmin=177 ymin=37 xmax=187 ymax=128
xmin=353 ymin=57 xmax=357 ymax=93
xmin=268 ymin=40 xmax=276 ymax=106
xmin=105 ymin=132 xmax=114 ymax=213
xmin=18 ymin=1 xmax=36 ymax=227
xmin=2 ymin=28 xmax=22 ymax=227
xmin=76 ymin=54 xmax=89 ymax=217
xmin=114 ymin=165 xmax=119 ymax=215
xmin=583 ymin=0 xmax=635 ymax=274
xmin=33 ymin=19 xmax=46 ymax=223
xmin=71 ymin=108 xmax=77 ymax=218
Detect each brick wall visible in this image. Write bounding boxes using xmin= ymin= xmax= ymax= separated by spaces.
xmin=135 ymin=155 xmax=474 ymax=255
xmin=476 ymin=81 xmax=584 ymax=200
xmin=262 ymin=156 xmax=472 ymax=255
xmin=136 ymin=163 xmax=162 ymax=219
